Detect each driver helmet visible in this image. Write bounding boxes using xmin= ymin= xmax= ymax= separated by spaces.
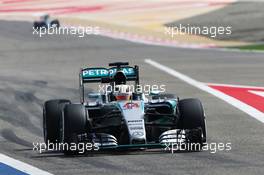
xmin=41 ymin=14 xmax=49 ymax=21
xmin=113 ymin=85 xmax=132 ymax=101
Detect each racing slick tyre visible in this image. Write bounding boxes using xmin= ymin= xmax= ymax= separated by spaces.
xmin=178 ymin=98 xmax=206 ymax=145
xmin=61 ymin=104 xmax=87 ymax=155
xmin=33 ymin=22 xmax=40 ymax=30
xmin=43 ymin=99 xmax=71 ymax=145
xmin=34 ymin=21 xmax=47 ymax=30
xmin=50 ymin=20 xmax=60 ymax=28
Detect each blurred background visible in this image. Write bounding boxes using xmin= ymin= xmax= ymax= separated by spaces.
xmin=1 ymin=0 xmax=264 ymax=49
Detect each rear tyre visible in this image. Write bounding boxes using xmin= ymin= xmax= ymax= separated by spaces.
xmin=33 ymin=22 xmax=40 ymax=30
xmin=178 ymin=98 xmax=206 ymax=145
xmin=50 ymin=20 xmax=60 ymax=28
xmin=61 ymin=104 xmax=87 ymax=155
xmin=43 ymin=99 xmax=71 ymax=145
xmin=38 ymin=21 xmax=48 ymax=29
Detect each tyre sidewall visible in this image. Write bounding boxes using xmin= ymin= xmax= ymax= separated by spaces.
xmin=43 ymin=99 xmax=70 ymax=144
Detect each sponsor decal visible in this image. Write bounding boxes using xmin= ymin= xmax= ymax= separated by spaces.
xmin=128 ymin=123 xmax=143 ymax=126
xmin=130 ymin=126 xmax=143 ymax=130
xmin=132 ymin=131 xmax=144 ymax=137
xmin=128 ymin=120 xmax=143 ymax=123
xmin=83 ymin=68 xmax=108 ymax=78
xmin=123 ymin=102 xmax=140 ymax=110
xmin=128 ymin=120 xmax=144 ymax=126
xmin=82 ymin=67 xmax=135 ymax=78
xmin=109 ymin=67 xmax=135 ymax=76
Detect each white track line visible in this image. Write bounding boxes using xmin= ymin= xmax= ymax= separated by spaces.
xmin=0 ymin=154 xmax=53 ymax=175
xmin=145 ymin=59 xmax=264 ymax=123
xmin=249 ymin=90 xmax=264 ymax=98
xmin=206 ymin=82 xmax=264 ymax=90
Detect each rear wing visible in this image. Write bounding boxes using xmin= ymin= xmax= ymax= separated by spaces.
xmin=80 ymin=66 xmax=139 ymax=83
xmin=79 ymin=64 xmax=139 ymax=103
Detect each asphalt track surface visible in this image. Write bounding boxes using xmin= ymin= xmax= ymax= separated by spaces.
xmin=0 ymin=21 xmax=264 ymax=175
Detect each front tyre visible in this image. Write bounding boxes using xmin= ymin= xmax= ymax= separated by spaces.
xmin=178 ymin=98 xmax=206 ymax=144
xmin=61 ymin=104 xmax=87 ymax=155
xmin=43 ymin=99 xmax=71 ymax=145
xmin=33 ymin=22 xmax=40 ymax=30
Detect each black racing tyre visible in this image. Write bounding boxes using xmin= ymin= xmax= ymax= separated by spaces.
xmin=43 ymin=99 xmax=71 ymax=145
xmin=62 ymin=104 xmax=87 ymax=155
xmin=50 ymin=20 xmax=60 ymax=28
xmin=178 ymin=98 xmax=206 ymax=143
xmin=38 ymin=21 xmax=48 ymax=29
xmin=33 ymin=22 xmax=40 ymax=29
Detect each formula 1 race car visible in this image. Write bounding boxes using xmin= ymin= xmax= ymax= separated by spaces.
xmin=43 ymin=62 xmax=206 ymax=154
xmin=33 ymin=14 xmax=60 ymax=30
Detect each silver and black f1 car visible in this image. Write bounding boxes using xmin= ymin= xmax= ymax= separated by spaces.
xmin=43 ymin=62 xmax=206 ymax=154
xmin=33 ymin=14 xmax=60 ymax=30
